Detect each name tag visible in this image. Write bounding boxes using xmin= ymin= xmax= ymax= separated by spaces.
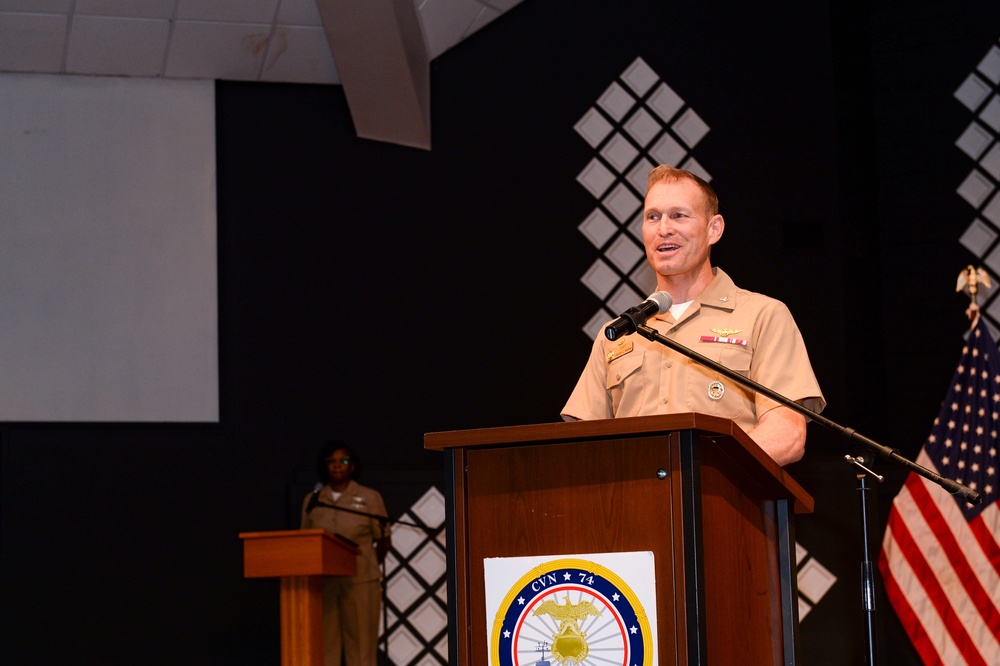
xmin=605 ymin=339 xmax=634 ymax=363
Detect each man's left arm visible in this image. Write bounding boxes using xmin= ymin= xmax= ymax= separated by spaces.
xmin=746 ymin=405 xmax=807 ymax=466
xmin=745 ymin=299 xmax=825 ymax=465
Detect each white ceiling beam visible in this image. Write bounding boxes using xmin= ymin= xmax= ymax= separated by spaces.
xmin=315 ymin=0 xmax=431 ymax=150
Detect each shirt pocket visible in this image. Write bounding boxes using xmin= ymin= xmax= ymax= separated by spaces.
xmin=696 ymin=344 xmax=754 ymax=419
xmin=606 ymin=349 xmax=644 ymax=416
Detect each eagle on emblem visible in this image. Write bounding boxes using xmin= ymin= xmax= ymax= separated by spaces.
xmin=533 ymin=596 xmax=603 ymax=665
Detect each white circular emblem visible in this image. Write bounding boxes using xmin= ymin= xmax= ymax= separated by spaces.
xmin=490 ymin=558 xmax=652 ymax=665
xmin=708 ymin=380 xmax=725 ymax=400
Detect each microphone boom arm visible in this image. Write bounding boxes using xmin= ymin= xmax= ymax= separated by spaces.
xmin=633 ymin=322 xmax=981 ymax=505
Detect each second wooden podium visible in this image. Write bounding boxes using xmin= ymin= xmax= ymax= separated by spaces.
xmin=239 ymin=529 xmax=357 ymax=666
xmin=425 ymin=412 xmax=814 ymax=665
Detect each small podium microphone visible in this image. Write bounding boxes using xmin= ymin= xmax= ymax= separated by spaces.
xmin=306 ymin=482 xmax=323 ymax=513
xmin=604 ymin=291 xmax=672 ymax=341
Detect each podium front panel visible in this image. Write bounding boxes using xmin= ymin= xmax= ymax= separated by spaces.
xmin=447 ymin=426 xmax=798 ymax=665
xmin=460 ymin=433 xmax=688 ymax=663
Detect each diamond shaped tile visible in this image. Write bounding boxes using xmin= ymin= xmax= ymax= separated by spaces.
xmin=799 ymin=597 xmax=813 ymax=621
xmin=621 ymin=56 xmax=658 ymax=96
xmin=647 ymin=81 xmax=684 ymax=123
xmin=679 ymin=155 xmax=712 ymax=182
xmin=409 ymin=541 xmax=447 ymax=586
xmin=623 ymin=106 xmax=662 ymax=148
xmin=957 ymin=121 xmax=995 ymax=159
xmin=410 ymin=598 xmax=448 ymax=641
xmin=581 ymin=258 xmax=619 ymax=299
xmin=600 ymin=132 xmax=640 ymax=172
xmin=977 ymin=44 xmax=1000 ymax=84
xmin=628 ymin=261 xmax=657 ymax=295
xmin=626 ymin=156 xmax=656 ymax=195
xmin=955 ymin=72 xmax=992 ymax=111
xmin=410 ymin=486 xmax=446 ymax=528
xmin=605 ymin=234 xmax=644 ymax=273
xmin=603 ymin=182 xmax=642 ymax=223
xmin=386 ymin=568 xmax=425 ymax=612
xmin=649 ymin=132 xmax=687 ymax=168
xmin=798 ymin=558 xmax=837 ymax=604
xmin=574 ymin=107 xmax=614 ymax=148
xmin=626 ymin=210 xmax=644 ymax=243
xmin=960 ymin=218 xmax=998 ymax=257
xmin=579 ymin=208 xmax=619 ymax=249
xmin=597 ymin=80 xmax=637 ymax=121
xmin=384 ymin=551 xmax=400 ymax=576
xmin=606 ymin=283 xmax=643 ymax=315
xmin=435 ymin=634 xmax=449 ymax=662
xmin=672 ymin=108 xmax=710 ymax=148
xmin=979 ymin=143 xmax=1000 ymax=179
xmin=386 ymin=625 xmax=423 ymax=665
xmin=982 ymin=190 xmax=1000 ymax=225
xmin=391 ymin=520 xmax=427 ymax=558
xmin=583 ymin=308 xmax=612 ymax=341
xmin=958 ymin=169 xmax=996 ymax=208
xmin=979 ymin=95 xmax=1000 ymax=132
xmin=985 ymin=287 xmax=1000 ymax=321
xmin=577 ymin=158 xmax=616 ymax=198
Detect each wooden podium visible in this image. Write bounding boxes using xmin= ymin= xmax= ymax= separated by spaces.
xmin=239 ymin=529 xmax=357 ymax=666
xmin=424 ymin=413 xmax=814 ymax=665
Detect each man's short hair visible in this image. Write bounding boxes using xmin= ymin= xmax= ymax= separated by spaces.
xmin=646 ymin=165 xmax=719 ymax=216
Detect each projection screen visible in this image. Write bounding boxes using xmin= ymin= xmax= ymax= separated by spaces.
xmin=0 ymin=73 xmax=219 ymax=422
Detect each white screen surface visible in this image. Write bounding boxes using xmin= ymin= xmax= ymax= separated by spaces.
xmin=0 ymin=74 xmax=219 ymax=422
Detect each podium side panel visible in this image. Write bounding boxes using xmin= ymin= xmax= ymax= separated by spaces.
xmin=699 ymin=434 xmax=791 ymax=664
xmin=463 ymin=435 xmax=686 ymax=665
xmin=444 ymin=447 xmax=473 ymax=666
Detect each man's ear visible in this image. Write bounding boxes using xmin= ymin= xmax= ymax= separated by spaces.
xmin=708 ymin=214 xmax=725 ymax=245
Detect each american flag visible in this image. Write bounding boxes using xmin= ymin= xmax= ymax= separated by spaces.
xmin=879 ymin=319 xmax=1000 ymax=664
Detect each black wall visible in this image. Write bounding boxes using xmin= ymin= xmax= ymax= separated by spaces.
xmin=3 ymin=1 xmax=998 ymax=663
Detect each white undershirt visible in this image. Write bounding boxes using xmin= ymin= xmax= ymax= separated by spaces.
xmin=670 ymin=300 xmax=694 ymax=319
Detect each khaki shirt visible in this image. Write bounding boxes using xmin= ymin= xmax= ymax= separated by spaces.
xmin=561 ymin=268 xmax=825 ymax=432
xmin=301 ymin=479 xmax=389 ymax=583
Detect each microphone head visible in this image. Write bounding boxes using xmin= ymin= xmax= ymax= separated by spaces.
xmin=312 ymin=482 xmax=323 ymax=493
xmin=647 ymin=291 xmax=673 ymax=314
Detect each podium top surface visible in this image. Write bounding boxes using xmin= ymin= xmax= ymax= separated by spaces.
xmin=424 ymin=412 xmax=813 ymax=513
xmin=238 ymin=529 xmax=358 ymax=578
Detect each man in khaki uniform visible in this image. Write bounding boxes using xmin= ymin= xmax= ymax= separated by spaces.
xmin=562 ymin=165 xmax=824 ymax=466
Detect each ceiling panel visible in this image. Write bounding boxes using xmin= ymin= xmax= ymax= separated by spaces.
xmin=0 ymin=0 xmax=527 ymax=146
xmin=66 ymin=16 xmax=170 ymax=77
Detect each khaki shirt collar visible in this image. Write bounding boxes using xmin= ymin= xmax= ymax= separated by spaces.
xmin=655 ymin=266 xmax=736 ymax=326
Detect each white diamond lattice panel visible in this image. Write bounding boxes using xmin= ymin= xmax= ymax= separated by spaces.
xmin=955 ymin=40 xmax=1000 ymax=331
xmin=383 ymin=486 xmax=448 ymax=666
xmin=573 ymin=56 xmax=712 ymax=336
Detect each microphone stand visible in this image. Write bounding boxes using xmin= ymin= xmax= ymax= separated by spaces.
xmin=310 ymin=499 xmax=432 ymax=665
xmin=629 ymin=321 xmax=982 ymax=666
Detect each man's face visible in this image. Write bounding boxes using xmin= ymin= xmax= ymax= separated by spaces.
xmin=641 ymin=178 xmax=723 ymax=284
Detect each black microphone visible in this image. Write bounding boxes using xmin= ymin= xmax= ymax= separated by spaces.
xmin=306 ymin=482 xmax=323 ymax=513
xmin=604 ymin=291 xmax=673 ymax=341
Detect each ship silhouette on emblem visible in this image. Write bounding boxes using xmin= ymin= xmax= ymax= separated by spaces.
xmin=534 ymin=641 xmax=550 ymax=666
xmin=532 ymin=596 xmax=603 ymax=665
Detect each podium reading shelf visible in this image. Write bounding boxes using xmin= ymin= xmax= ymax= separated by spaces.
xmin=424 ymin=412 xmax=814 ymax=665
xmin=239 ymin=529 xmax=357 ymax=666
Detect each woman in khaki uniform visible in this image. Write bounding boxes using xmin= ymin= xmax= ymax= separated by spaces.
xmin=301 ymin=441 xmax=391 ymax=666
